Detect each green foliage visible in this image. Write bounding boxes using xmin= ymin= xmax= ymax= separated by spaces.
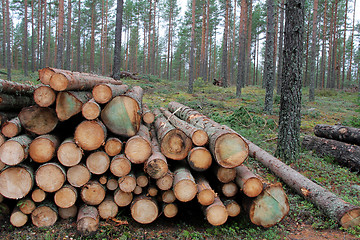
xmin=315 ymin=89 xmax=338 ymax=97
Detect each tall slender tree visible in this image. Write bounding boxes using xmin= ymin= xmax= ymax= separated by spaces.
xmin=23 ymin=0 xmax=28 ymax=76
xmin=76 ymin=0 xmax=81 ymax=71
xmin=263 ymin=0 xmax=275 ymax=113
xmin=276 ymin=0 xmax=285 ymax=94
xmin=5 ymin=0 xmax=10 ymax=80
xmin=221 ymin=0 xmax=229 ymax=87
xmin=309 ymin=0 xmax=319 ymax=101
xmin=276 ymin=0 xmax=305 ymax=163
xmin=236 ymin=0 xmax=247 ymax=97
xmin=188 ymin=0 xmax=196 ymax=93
xmin=65 ymin=0 xmax=72 ymax=70
xmin=56 ymin=0 xmax=64 ymax=69
xmin=113 ymin=0 xmax=124 ymax=80
xmin=90 ymin=0 xmax=96 ymax=72
xmin=1 ymin=0 xmax=5 ymax=68
xmin=347 ymin=0 xmax=356 ymax=83
xmin=319 ymin=0 xmax=327 ymax=88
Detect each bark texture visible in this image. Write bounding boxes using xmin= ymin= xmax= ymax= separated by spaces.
xmin=314 ymin=124 xmax=360 ymax=146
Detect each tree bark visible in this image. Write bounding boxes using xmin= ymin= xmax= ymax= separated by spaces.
xmin=319 ymin=0 xmax=327 ymax=88
xmin=302 ymin=135 xmax=360 ymax=171
xmin=5 ymin=0 xmax=11 ymax=80
xmin=0 ymin=79 xmax=36 ymax=95
xmin=314 ymin=124 xmax=360 ymax=146
xmin=309 ymin=0 xmax=319 ymax=101
xmin=65 ymin=0 xmax=72 ymax=70
xmin=56 ymin=91 xmax=92 ymax=121
xmin=221 ymin=0 xmax=229 ymax=88
xmin=276 ymin=0 xmax=285 ymax=94
xmin=0 ymin=93 xmax=35 ymax=111
xmin=167 ymin=102 xmax=248 ymax=168
xmin=188 ymin=0 xmax=196 ymax=93
xmin=244 ymin=135 xmax=360 ymax=228
xmin=56 ymin=0 xmax=64 ymax=69
xmin=23 ymin=0 xmax=28 ymax=76
xmin=235 ymin=164 xmax=263 ymax=197
xmin=112 ymin=0 xmax=124 ymax=80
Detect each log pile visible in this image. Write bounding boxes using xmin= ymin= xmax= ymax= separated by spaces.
xmin=0 ymin=69 xmax=291 ymax=236
xmin=302 ymin=124 xmax=360 ymax=171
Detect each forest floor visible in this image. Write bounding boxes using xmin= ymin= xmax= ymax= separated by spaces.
xmin=0 ymin=71 xmax=359 ymax=239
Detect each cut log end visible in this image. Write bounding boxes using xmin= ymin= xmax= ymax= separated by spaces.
xmin=75 ymin=121 xmax=106 ymax=151
xmin=163 ymin=203 xmax=178 ymax=218
xmin=161 ymin=129 xmax=192 ymax=160
xmin=142 ymin=112 xmax=155 ymax=124
xmin=38 ymin=67 xmax=55 ymax=85
xmin=59 ymin=205 xmax=78 ymax=219
xmin=192 ymin=130 xmax=209 ymax=146
xmin=50 ymin=73 xmax=69 ymax=91
xmin=31 ymin=206 xmax=58 ymax=228
xmin=243 ymin=178 xmax=263 ymax=198
xmin=54 ymin=186 xmax=77 ymax=208
xmin=188 ymin=147 xmax=212 ymax=172
xmin=19 ymin=106 xmax=58 ymax=135
xmin=125 ymin=136 xmax=152 ymax=164
xmin=340 ymin=208 xmax=360 ymax=228
xmin=224 ymin=200 xmax=241 ymax=217
xmin=98 ymin=198 xmax=118 ymax=219
xmin=1 ymin=121 xmax=20 ymax=138
xmin=77 ymin=205 xmax=99 ymax=236
xmin=114 ymin=189 xmax=133 ymax=207
xmin=174 ymin=180 xmax=197 ymax=202
xmin=29 ymin=137 xmax=56 ymax=164
xmin=110 ymin=155 xmax=131 ymax=177
xmin=82 ymin=100 xmax=101 ymax=120
xmin=36 ymin=163 xmax=66 ymax=193
xmin=156 ymin=174 xmax=173 ymax=191
xmin=81 ymin=181 xmax=106 ymax=206
xmin=215 ymin=133 xmax=248 ymax=168
xmin=198 ymin=189 xmax=215 ymax=206
xmin=0 ymin=140 xmax=26 ymax=166
xmin=34 ymin=86 xmax=56 ymax=107
xmin=18 ymin=199 xmax=36 ymax=215
xmin=205 ymin=199 xmax=228 ymax=226
xmin=118 ymin=175 xmax=136 ymax=193
xmin=131 ymin=196 xmax=158 ymax=224
xmin=0 ymin=166 xmax=33 ymax=199
xmin=32 ymin=189 xmax=46 ymax=203
xmin=10 ymin=208 xmax=28 ymax=227
xmin=57 ymin=140 xmax=83 ymax=167
xmin=67 ymin=165 xmax=91 ymax=187
xmin=104 ymin=138 xmax=122 ymax=157
xmin=216 ymin=167 xmax=236 ymax=183
xmin=92 ymin=84 xmax=113 ymax=104
xmin=86 ymin=151 xmax=110 ymax=175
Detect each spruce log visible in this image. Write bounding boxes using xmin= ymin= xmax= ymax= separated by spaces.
xmin=302 ymin=135 xmax=360 ymax=171
xmin=92 ymin=83 xmax=129 ymax=104
xmin=242 ymin=183 xmax=289 ymax=228
xmin=48 ymin=67 xmax=122 ymax=91
xmin=136 ymin=172 xmax=149 ymax=188
xmin=168 ymin=102 xmax=248 ymax=168
xmin=57 ymin=138 xmax=83 ymax=167
xmin=144 ymin=128 xmax=168 ymax=179
xmin=125 ymin=125 xmax=152 ymax=164
xmin=0 ymin=93 xmax=35 ymax=110
xmin=133 ymin=186 xmax=142 ymax=195
xmin=82 ymin=98 xmax=101 ymax=120
xmin=86 ymin=151 xmax=110 ymax=175
xmin=54 ymin=185 xmax=78 ymax=208
xmin=74 ymin=120 xmax=107 ymax=151
xmin=31 ymin=188 xmax=46 ymax=203
xmin=173 ymin=166 xmax=197 ymax=202
xmin=18 ymin=105 xmax=58 ymax=135
xmin=156 ymin=170 xmax=174 ymax=191
xmin=0 ymin=166 xmax=34 ymax=199
xmin=160 ymin=107 xmax=208 ymax=146
xmin=59 ymin=205 xmax=77 ymax=219
xmin=104 ymin=137 xmax=123 ymax=157
xmin=0 ymin=78 xmax=36 ymax=95
xmin=147 ymin=185 xmax=158 ymax=197
xmin=77 ymin=205 xmax=99 ymax=236
xmin=38 ymin=67 xmax=57 ymax=85
xmin=153 ymin=108 xmax=192 ymax=160
xmin=1 ymin=117 xmax=21 ymax=138
xmin=130 ymin=195 xmax=158 ymax=224
xmin=142 ymin=103 xmax=155 ymax=124
xmin=29 ymin=134 xmax=59 ymax=164
xmin=187 ymin=147 xmax=212 ymax=172
xmin=10 ymin=207 xmax=28 ymax=227
xmin=196 ymin=176 xmax=216 ymax=206
xmin=203 ymin=197 xmax=228 ymax=226
xmin=67 ymin=164 xmax=91 ymax=187
xmin=163 ymin=203 xmax=178 ymax=218
xmin=106 ymin=177 xmax=119 ymax=191
xmin=235 ymin=165 xmax=263 ymax=198
xmin=98 ymin=196 xmax=118 ymax=219
xmin=99 ymin=175 xmax=107 ymax=185
xmin=0 ymin=135 xmax=32 ymax=165
xmin=114 ymin=189 xmax=133 ymax=207
xmin=101 ymin=86 xmax=143 ymax=137
xmin=161 ymin=190 xmax=176 ymax=203
xmin=314 ymin=124 xmax=360 ymax=146
xmin=35 ymin=162 xmax=66 ymax=192
xmin=221 ymin=182 xmax=238 ymax=198
xmin=31 ymin=203 xmax=58 ymax=227
xmin=223 ymin=199 xmax=241 ymax=217
xmin=18 ymin=198 xmax=36 ymax=214
xmin=119 ymin=70 xmax=140 ymax=80
xmin=110 ymin=154 xmax=131 ymax=177
xmin=118 ymin=172 xmax=136 ymax=193
xmin=33 ymin=85 xmax=56 ymax=107
xmin=80 ymin=181 xmax=106 ymax=205
xmin=56 ymin=91 xmax=92 ymax=121
xmin=214 ymin=166 xmax=237 ymax=183
xmin=242 ymin=136 xmax=360 ymax=228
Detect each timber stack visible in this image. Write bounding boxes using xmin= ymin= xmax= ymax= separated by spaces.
xmin=0 ymin=68 xmax=291 ymax=235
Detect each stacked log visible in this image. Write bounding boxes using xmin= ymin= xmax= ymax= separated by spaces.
xmin=0 ymin=70 xmax=294 ymax=234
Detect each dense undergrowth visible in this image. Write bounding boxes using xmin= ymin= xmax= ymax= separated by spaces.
xmin=1 ymin=71 xmax=359 ymax=239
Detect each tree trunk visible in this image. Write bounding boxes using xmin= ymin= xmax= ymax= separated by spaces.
xmin=0 ymin=79 xmax=36 ymax=95
xmin=173 ymin=166 xmax=197 ymax=202
xmin=153 ymin=108 xmax=192 ymax=161
xmin=0 ymin=165 xmax=34 ymax=199
xmin=203 ymin=197 xmax=228 ymax=226
xmin=124 ymin=125 xmax=152 ymax=164
xmin=31 ymin=204 xmax=58 ymax=227
xmin=243 ymin=183 xmax=289 ymax=228
xmin=29 ymin=134 xmax=59 ymax=164
xmin=109 ymin=154 xmax=131 ymax=177
xmin=341 ymin=0 xmax=348 ymax=89
xmin=80 ymin=181 xmax=106 ymax=206
xmin=235 ymin=164 xmax=263 ymax=197
xmin=76 ymin=0 xmax=81 ymax=71
xmin=308 ymin=0 xmax=318 ymax=101
xmin=34 ymin=85 xmax=56 ymax=107
xmin=101 ymin=86 xmax=142 ymax=137
xmin=57 ymin=138 xmax=83 ymax=167
xmin=92 ymin=84 xmax=129 ymax=104
xmin=1 ymin=0 xmax=6 ymax=68
xmin=167 ymin=102 xmax=248 ymax=168
xmin=276 ymin=0 xmax=285 ymax=94
xmin=0 ymin=135 xmax=32 ymax=166
xmin=82 ymin=98 xmax=101 ymax=120
xmin=346 ymin=0 xmax=356 ymax=83
xmin=314 ymin=124 xmax=360 ymax=146
xmin=160 ymin=107 xmax=208 ymax=146
xmin=1 ymin=117 xmax=22 ymax=138
xmin=263 ymin=0 xmax=275 ymax=113
xmin=56 ymin=0 xmax=64 ymax=69
xmin=104 ymin=137 xmax=122 ymax=157
xmin=302 ymin=135 xmax=360 ymax=171
xmin=187 ymin=147 xmax=212 ymax=172
xmin=56 ymin=91 xmax=92 ymax=121
xmin=130 ymin=195 xmax=158 ymax=224
xmin=112 ymin=0 xmax=124 ymax=80
xmin=65 ymin=0 xmax=72 ymax=70
xmin=5 ymin=0 xmax=11 ymax=80
xmin=54 ymin=184 xmax=77 ymax=208
xmin=86 ymin=151 xmax=110 ymax=175
xmin=74 ymin=120 xmax=107 ymax=151
xmin=319 ymin=0 xmax=327 ymax=88
xmin=244 ymin=135 xmax=360 ymax=228
xmin=0 ymin=94 xmax=35 ymax=111
xmin=196 ymin=176 xmax=215 ymax=206
xmin=89 ymin=1 xmax=95 ymax=72
xmin=188 ymin=0 xmax=196 ymax=93
xmin=77 ymin=205 xmax=99 ymax=236
xmin=35 ymin=162 xmax=66 ymax=193
xmin=221 ymin=0 xmax=229 ymax=88
xmin=23 ymin=0 xmax=28 ymax=76
xmin=67 ymin=164 xmax=91 ymax=187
